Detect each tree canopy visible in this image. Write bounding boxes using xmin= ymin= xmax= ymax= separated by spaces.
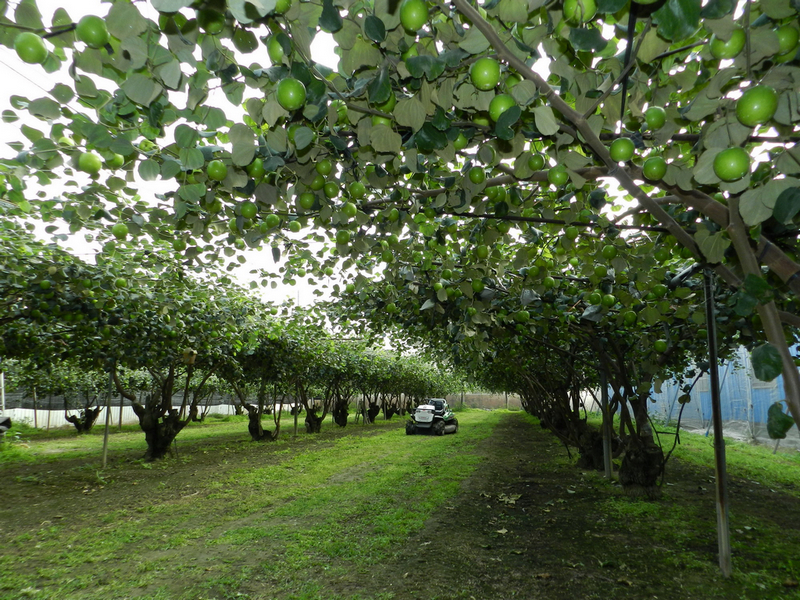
xmin=1 ymin=0 xmax=800 ymax=469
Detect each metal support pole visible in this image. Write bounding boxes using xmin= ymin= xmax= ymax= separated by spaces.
xmin=704 ymin=270 xmax=732 ymax=578
xmin=600 ymin=370 xmax=612 ymax=478
xmin=102 ymin=370 xmax=113 ymax=469
xmin=0 ymin=371 xmax=5 ymax=414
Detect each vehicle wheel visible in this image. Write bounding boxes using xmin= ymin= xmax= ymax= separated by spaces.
xmin=433 ymin=420 xmax=445 ymax=436
xmin=452 ymin=418 xmax=459 ymax=433
xmin=405 ymin=421 xmax=416 ymax=435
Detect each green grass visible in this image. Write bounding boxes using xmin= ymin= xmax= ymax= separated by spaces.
xmin=587 ymin=411 xmax=800 ymax=596
xmin=587 ymin=411 xmax=800 ymax=494
xmin=5 ymin=409 xmax=800 ymax=599
xmin=0 ymin=409 xmax=502 ymax=600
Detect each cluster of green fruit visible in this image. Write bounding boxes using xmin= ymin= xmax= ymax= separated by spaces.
xmin=710 ymin=84 xmax=780 ymax=182
xmin=14 ymin=15 xmax=109 ymax=65
xmin=710 ymin=23 xmax=799 ymax=64
xmin=607 ymin=107 xmax=669 ymax=180
xmin=73 ymin=150 xmax=124 ymax=176
xmin=468 ymin=57 xmax=583 ymax=188
xmin=607 ymin=81 xmax=780 ymax=183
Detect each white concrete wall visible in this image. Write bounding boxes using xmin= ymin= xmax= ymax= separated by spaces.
xmin=2 ymin=404 xmax=240 ymax=430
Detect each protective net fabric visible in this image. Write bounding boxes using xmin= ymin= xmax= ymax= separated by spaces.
xmin=648 ymin=347 xmax=800 ymax=450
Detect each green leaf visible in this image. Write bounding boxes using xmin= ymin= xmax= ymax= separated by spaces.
xmin=653 ymin=0 xmax=701 ymax=42
xmin=569 ymin=27 xmax=608 ymax=52
xmin=21 ymin=125 xmax=43 ymax=143
xmin=597 ymin=0 xmax=628 ymax=12
xmin=152 ymin=0 xmax=194 ymax=10
xmin=694 ymin=224 xmax=730 ymax=264
xmin=31 ymin=138 xmax=57 ymax=158
xmin=752 ymin=343 xmax=783 ymax=382
xmin=85 ymin=124 xmax=113 ymax=149
xmin=178 ymin=183 xmax=206 ymax=202
xmin=229 ymin=123 xmax=256 ymax=167
xmin=2 ymin=110 xmax=18 ymax=123
xmin=341 ymin=36 xmax=383 ymax=75
xmin=490 ymin=0 xmax=529 ymax=21
xmin=743 ymin=273 xmax=773 ymax=302
xmin=761 ymin=0 xmax=796 ymax=19
xmin=50 ymin=84 xmax=74 ymax=104
xmin=364 ymin=15 xmax=386 ymax=43
xmin=767 ymin=403 xmax=795 ymax=439
xmin=406 ymin=56 xmax=446 ymax=81
xmin=394 ymin=97 xmax=426 ymax=132
xmin=414 ymin=123 xmax=448 ymax=153
xmin=495 ymin=106 xmax=521 ymax=141
xmin=700 ymin=0 xmax=735 ymax=18
xmin=75 ymin=75 xmax=98 ymax=99
xmin=637 ymin=28 xmax=672 ymax=63
xmin=368 ymin=68 xmax=392 ymax=106
xmin=106 ymin=2 xmax=148 ymax=40
xmin=109 ymin=137 xmax=134 ymax=156
xmin=741 ymin=177 xmax=800 ymax=225
xmin=122 ymin=74 xmax=163 ymax=107
xmin=370 ymin=124 xmax=402 ymax=154
xmin=320 ymin=0 xmax=343 ymax=32
xmin=158 ymin=60 xmax=183 ymax=90
xmin=641 ymin=306 xmax=661 ymax=326
xmin=533 ymin=105 xmax=560 ymax=136
xmin=179 ymin=148 xmax=205 ymax=171
xmin=223 ymin=82 xmax=245 ymax=106
xmin=693 ymin=148 xmax=722 ymax=185
xmin=431 ymin=107 xmax=450 ymax=131
xmin=293 ymin=126 xmax=315 ymax=150
xmin=175 ymin=124 xmax=199 ymax=149
xmin=28 ymin=98 xmax=61 ymax=120
xmin=161 ymin=159 xmax=181 ymax=180
xmin=733 ymin=290 xmax=758 ymax=316
xmin=458 ymin=27 xmax=490 ymax=54
xmin=227 ymin=0 xmax=274 ymax=23
xmin=581 ymin=305 xmax=603 ymax=322
xmin=14 ymin=0 xmax=43 ymax=30
xmin=773 ymin=187 xmax=800 ymax=224
xmin=138 ymin=159 xmax=160 ymax=182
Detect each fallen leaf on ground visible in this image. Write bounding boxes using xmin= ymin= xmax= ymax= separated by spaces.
xmin=498 ymin=493 xmax=522 ymax=505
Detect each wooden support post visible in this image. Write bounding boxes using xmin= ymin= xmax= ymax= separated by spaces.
xmin=102 ymin=370 xmax=112 ymax=469
xmin=704 ymin=270 xmax=732 ymax=578
xmin=600 ymin=370 xmax=612 ymax=479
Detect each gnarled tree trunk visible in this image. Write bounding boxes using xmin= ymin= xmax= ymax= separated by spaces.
xmin=131 ymin=404 xmax=191 ymax=461
xmin=244 ymin=403 xmax=272 ymax=441
xmin=64 ymin=406 xmax=102 ymax=434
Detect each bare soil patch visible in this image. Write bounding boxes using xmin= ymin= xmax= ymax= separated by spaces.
xmin=333 ymin=413 xmax=800 ymax=600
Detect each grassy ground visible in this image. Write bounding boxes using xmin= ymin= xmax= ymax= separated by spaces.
xmin=0 ymin=411 xmax=499 ymax=600
xmin=1 ymin=410 xmax=800 ymax=599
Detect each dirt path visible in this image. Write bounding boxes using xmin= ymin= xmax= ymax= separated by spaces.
xmin=336 ymin=412 xmax=799 ymax=600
